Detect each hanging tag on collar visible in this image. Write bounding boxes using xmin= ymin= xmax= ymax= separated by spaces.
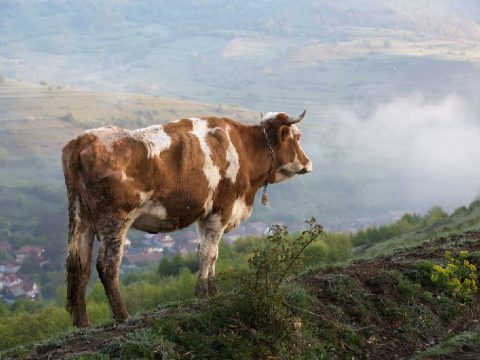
xmin=261 ymin=184 xmax=269 ymax=205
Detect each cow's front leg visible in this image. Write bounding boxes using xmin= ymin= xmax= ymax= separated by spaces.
xmin=196 ymin=215 xmax=224 ymax=298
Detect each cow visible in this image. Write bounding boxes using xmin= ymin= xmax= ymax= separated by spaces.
xmin=62 ymin=110 xmax=312 ymax=327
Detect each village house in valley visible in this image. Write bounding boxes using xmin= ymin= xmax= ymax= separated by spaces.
xmin=0 ymin=240 xmax=42 ymax=303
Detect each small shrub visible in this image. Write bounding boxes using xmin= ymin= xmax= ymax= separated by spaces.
xmin=425 ymin=206 xmax=448 ymax=225
xmin=452 ymin=206 xmax=468 ymax=216
xmin=468 ymin=251 xmax=480 ymax=267
xmin=245 ymin=218 xmax=323 ymax=335
xmin=431 ymin=250 xmax=478 ymax=302
xmin=422 ymin=291 xmax=433 ymax=302
xmin=436 ymin=295 xmax=463 ymax=321
xmin=469 ymin=199 xmax=480 ymax=211
xmin=413 ymin=260 xmax=436 ymax=286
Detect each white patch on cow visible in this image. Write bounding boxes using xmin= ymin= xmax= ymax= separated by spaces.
xmin=305 ymin=160 xmax=313 ymax=172
xmin=226 ymin=197 xmax=252 ymax=231
xmin=131 ymin=194 xmax=170 ymax=233
xmin=78 ymin=227 xmax=93 ymax=268
xmin=290 ymin=125 xmax=312 ymax=173
xmin=225 ymin=127 xmax=240 ymax=183
xmin=85 ymin=126 xmax=125 ymax=152
xmin=137 ymin=200 xmax=168 ymax=219
xmin=121 ymin=170 xmax=134 ymax=182
xmin=274 ymin=154 xmax=303 ymax=182
xmin=138 ymin=190 xmax=154 ymax=205
xmin=73 ymin=198 xmax=82 ymax=225
xmin=261 ymin=112 xmax=286 ymax=121
xmin=291 ymin=124 xmax=300 ymax=136
xmin=203 ymin=198 xmax=214 ymax=216
xmin=196 ymin=214 xmax=225 ymax=280
xmin=189 ymin=118 xmax=221 ymax=191
xmin=130 ymin=125 xmax=171 ymax=158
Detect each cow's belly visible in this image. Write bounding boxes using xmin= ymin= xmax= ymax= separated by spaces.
xmin=131 ymin=197 xmax=204 ymax=234
xmin=132 ymin=214 xmax=180 ymax=234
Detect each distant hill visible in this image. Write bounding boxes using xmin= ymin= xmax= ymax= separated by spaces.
xmin=2 ymin=0 xmax=480 ymax=109
xmin=0 ymin=78 xmax=255 ymax=161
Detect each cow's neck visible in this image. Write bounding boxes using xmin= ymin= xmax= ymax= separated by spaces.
xmin=242 ymin=124 xmax=276 ymax=194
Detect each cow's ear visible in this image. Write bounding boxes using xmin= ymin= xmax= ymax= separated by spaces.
xmin=279 ymin=125 xmax=290 ymax=142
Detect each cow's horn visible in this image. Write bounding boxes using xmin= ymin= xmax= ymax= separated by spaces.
xmin=286 ymin=109 xmax=306 ymax=124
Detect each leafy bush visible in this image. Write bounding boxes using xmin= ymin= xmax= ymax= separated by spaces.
xmin=244 ymin=219 xmax=323 ymax=333
xmin=452 ymin=206 xmax=468 ymax=216
xmin=0 ymin=307 xmax=71 ymax=349
xmin=157 ymin=253 xmax=198 ymax=277
xmin=469 ymin=199 xmax=480 ymax=211
xmin=431 ymin=250 xmax=478 ymax=302
xmin=424 ymin=206 xmax=448 ymax=225
xmin=303 ymin=232 xmax=351 ymax=266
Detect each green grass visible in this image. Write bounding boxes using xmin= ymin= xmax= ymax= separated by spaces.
xmin=414 ymin=327 xmax=480 ymax=359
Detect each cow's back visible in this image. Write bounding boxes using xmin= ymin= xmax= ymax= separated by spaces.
xmin=63 ymin=118 xmax=243 ymax=233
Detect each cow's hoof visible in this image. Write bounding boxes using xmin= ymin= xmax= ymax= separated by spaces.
xmin=113 ymin=313 xmax=129 ymax=323
xmin=208 ymin=278 xmax=218 ymax=296
xmin=73 ymin=318 xmax=91 ymax=328
xmin=195 ymin=281 xmax=209 ymax=298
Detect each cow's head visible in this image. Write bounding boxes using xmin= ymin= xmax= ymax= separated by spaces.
xmin=261 ymin=110 xmax=312 ymax=183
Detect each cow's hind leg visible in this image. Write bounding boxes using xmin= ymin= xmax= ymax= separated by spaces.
xmin=196 ymin=215 xmax=224 ymax=298
xmin=207 ymin=253 xmax=219 ymax=295
xmin=66 ymin=198 xmax=94 ymax=327
xmin=96 ymin=218 xmax=130 ymax=322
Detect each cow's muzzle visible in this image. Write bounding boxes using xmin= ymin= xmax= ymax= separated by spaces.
xmin=298 ymin=161 xmax=312 ymax=175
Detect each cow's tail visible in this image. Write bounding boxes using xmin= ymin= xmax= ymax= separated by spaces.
xmin=62 ymin=138 xmax=96 ymax=318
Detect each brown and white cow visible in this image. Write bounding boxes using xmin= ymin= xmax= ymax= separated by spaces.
xmin=62 ymin=111 xmax=312 ymax=327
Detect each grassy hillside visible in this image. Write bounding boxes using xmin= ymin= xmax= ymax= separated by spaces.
xmin=4 ymin=228 xmax=480 ymax=359
xmin=354 ymin=200 xmax=480 ymax=258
